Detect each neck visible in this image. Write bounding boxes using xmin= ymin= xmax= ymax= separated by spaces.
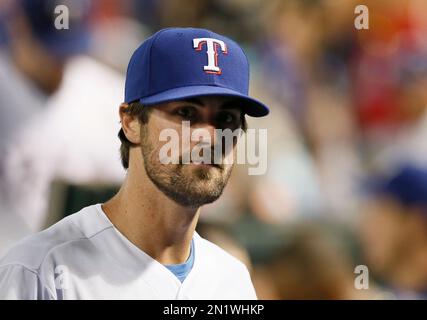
xmin=102 ymin=161 xmax=200 ymax=265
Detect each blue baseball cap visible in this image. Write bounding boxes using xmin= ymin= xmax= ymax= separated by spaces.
xmin=365 ymin=165 xmax=427 ymax=208
xmin=18 ymin=0 xmax=92 ymax=58
xmin=124 ymin=27 xmax=269 ymax=117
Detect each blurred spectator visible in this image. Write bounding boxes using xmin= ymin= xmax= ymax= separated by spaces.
xmin=351 ymin=0 xmax=427 ymax=162
xmin=0 ymin=0 xmax=91 ymax=253
xmin=359 ymin=165 xmax=427 ymax=299
xmin=371 ymin=49 xmax=427 ymax=172
xmin=0 ymin=0 xmax=131 ymax=255
xmin=252 ymin=221 xmax=378 ymax=300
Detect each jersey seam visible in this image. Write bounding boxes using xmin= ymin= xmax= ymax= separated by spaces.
xmin=0 ymin=263 xmax=56 ymax=299
xmin=0 ymin=224 xmax=113 ymax=273
xmin=37 ymin=224 xmax=114 ymax=272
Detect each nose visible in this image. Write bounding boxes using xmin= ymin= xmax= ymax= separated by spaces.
xmin=191 ymin=122 xmax=217 ymax=147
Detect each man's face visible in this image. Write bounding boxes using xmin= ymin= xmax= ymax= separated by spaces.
xmin=140 ymin=95 xmax=244 ymax=207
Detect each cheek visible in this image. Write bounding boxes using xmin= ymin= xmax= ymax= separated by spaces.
xmin=225 ymin=138 xmax=240 ymax=160
xmin=144 ymin=120 xmax=185 ymax=164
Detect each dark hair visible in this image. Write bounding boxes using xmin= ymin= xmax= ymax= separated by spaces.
xmin=118 ymin=100 xmax=248 ymax=169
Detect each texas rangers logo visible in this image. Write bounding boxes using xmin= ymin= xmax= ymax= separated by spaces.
xmin=193 ymin=38 xmax=228 ymax=75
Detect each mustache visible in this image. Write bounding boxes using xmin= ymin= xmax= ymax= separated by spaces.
xmin=157 ymin=142 xmax=233 ymax=168
xmin=180 ymin=145 xmax=227 ymax=169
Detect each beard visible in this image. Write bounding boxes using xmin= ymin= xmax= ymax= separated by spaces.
xmin=140 ymin=131 xmax=234 ymax=208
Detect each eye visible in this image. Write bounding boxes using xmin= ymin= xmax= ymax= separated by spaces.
xmin=216 ymin=111 xmax=239 ymax=126
xmin=176 ymin=106 xmax=197 ymax=121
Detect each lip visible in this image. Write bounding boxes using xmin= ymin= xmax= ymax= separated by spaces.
xmin=189 ymin=162 xmax=221 ymax=169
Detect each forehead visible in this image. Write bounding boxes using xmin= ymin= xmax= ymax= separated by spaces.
xmin=163 ymin=95 xmax=243 ymax=110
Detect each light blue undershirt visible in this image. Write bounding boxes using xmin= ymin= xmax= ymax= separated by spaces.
xmin=164 ymin=239 xmax=195 ymax=283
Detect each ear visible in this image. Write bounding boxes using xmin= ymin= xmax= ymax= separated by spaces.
xmin=119 ymin=103 xmax=141 ymax=144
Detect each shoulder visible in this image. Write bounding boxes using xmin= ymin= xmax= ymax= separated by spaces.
xmin=0 ymin=204 xmax=109 ymax=273
xmin=0 ymin=204 xmax=111 ymax=299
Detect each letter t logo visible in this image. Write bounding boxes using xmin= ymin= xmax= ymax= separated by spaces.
xmin=193 ymin=38 xmax=228 ymax=74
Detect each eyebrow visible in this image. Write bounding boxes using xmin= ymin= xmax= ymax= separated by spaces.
xmin=179 ymin=97 xmax=243 ymax=111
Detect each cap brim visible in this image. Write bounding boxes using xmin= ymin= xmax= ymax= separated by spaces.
xmin=139 ymin=85 xmax=269 ymax=117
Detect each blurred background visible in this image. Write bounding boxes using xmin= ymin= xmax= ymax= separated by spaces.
xmin=1 ymin=0 xmax=427 ymax=299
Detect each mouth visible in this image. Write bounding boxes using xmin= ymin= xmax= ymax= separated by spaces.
xmin=188 ymin=161 xmax=222 ymax=169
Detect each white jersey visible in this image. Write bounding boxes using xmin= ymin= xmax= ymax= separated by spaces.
xmin=0 ymin=204 xmax=257 ymax=300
